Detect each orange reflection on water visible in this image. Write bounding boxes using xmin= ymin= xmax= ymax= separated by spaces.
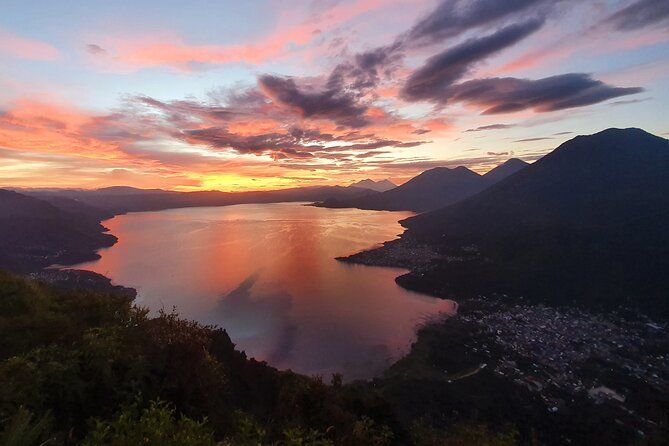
xmin=74 ymin=203 xmax=456 ymax=380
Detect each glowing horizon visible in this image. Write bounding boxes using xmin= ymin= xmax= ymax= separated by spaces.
xmin=1 ymin=0 xmax=667 ymax=191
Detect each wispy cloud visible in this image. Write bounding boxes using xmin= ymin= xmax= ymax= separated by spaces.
xmin=0 ymin=29 xmax=59 ymax=61
xmin=605 ymin=0 xmax=669 ymax=31
xmin=466 ymin=124 xmax=516 ymax=132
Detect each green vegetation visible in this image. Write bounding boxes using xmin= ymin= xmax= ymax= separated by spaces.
xmin=0 ymin=271 xmax=518 ymax=445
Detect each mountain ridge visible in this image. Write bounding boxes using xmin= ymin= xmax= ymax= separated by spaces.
xmin=317 ymin=159 xmax=529 ymax=212
xmin=394 ymin=127 xmax=669 ymax=316
xmin=349 ymin=178 xmax=397 ymax=192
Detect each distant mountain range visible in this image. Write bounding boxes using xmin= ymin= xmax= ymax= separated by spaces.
xmin=395 ymin=128 xmax=669 ymax=316
xmin=23 ymin=184 xmax=375 ymax=215
xmin=317 ymin=158 xmax=529 ymax=212
xmin=348 ymin=178 xmax=397 ymax=192
xmin=0 ymin=185 xmax=377 ymax=271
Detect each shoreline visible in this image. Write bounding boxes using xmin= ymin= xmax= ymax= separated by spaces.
xmin=342 ymin=234 xmax=669 ymax=443
xmin=7 ymin=204 xmax=669 ymax=443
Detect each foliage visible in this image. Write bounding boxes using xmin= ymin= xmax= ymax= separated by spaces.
xmin=83 ymin=399 xmax=217 ymax=446
xmin=410 ymin=420 xmax=519 ymax=446
xmin=0 ymin=271 xmax=521 ymax=445
xmin=0 ymin=407 xmax=53 ymax=446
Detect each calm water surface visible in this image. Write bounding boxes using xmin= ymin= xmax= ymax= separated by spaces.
xmin=73 ymin=203 xmax=456 ymax=380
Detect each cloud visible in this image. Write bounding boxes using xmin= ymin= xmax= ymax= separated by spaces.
xmin=487 ymin=151 xmax=509 ymax=156
xmin=0 ymin=29 xmax=59 ymax=61
xmin=88 ymin=91 xmax=427 ymax=165
xmin=258 ymin=74 xmax=369 ymax=127
xmin=609 ymin=97 xmax=651 ymax=106
xmin=443 ymin=73 xmax=643 ymax=114
xmin=354 ymin=150 xmax=390 ymax=158
xmin=86 ymin=0 xmax=396 ymax=72
xmin=326 ymin=44 xmax=403 ymax=94
xmin=401 ymin=19 xmax=544 ymax=101
xmin=514 ymin=137 xmax=552 ymax=142
xmin=605 ymin=0 xmax=669 ymax=32
xmin=183 ymin=127 xmax=319 ymax=157
xmin=315 ymin=0 xmax=565 ymax=102
xmin=466 ymin=124 xmax=516 ymax=132
xmin=401 ymin=0 xmax=559 ymax=47
xmin=86 ymin=44 xmax=107 ymax=55
xmin=553 ymin=131 xmax=573 ymax=135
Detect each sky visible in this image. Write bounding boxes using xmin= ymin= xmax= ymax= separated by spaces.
xmin=0 ymin=0 xmax=667 ymax=191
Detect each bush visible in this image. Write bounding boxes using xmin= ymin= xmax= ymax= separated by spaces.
xmin=83 ymin=399 xmax=217 ymax=446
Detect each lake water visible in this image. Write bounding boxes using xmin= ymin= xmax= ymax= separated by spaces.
xmin=73 ymin=203 xmax=456 ymax=380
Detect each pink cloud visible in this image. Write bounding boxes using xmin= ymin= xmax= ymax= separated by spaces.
xmin=0 ymin=29 xmax=59 ymax=61
xmin=88 ymin=0 xmax=400 ymax=71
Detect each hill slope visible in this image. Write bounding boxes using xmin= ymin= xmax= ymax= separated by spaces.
xmin=481 ymin=158 xmax=528 ymax=184
xmin=0 ymin=189 xmax=116 ymax=271
xmin=399 ymin=128 xmax=669 ymax=315
xmin=405 ymin=128 xmax=668 ymax=239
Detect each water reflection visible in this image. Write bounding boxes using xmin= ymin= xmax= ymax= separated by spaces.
xmin=215 ymin=271 xmax=297 ymax=365
xmin=73 ymin=203 xmax=456 ymax=380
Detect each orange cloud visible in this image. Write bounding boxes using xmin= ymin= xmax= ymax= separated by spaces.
xmin=0 ymin=100 xmax=124 ymax=160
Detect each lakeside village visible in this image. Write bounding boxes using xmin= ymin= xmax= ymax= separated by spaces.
xmin=454 ymin=296 xmax=669 ymax=430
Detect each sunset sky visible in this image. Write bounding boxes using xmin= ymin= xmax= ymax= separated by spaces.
xmin=1 ymin=0 xmax=668 ymax=191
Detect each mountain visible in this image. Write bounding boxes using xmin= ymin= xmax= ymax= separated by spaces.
xmin=26 ymin=184 xmax=375 ymax=215
xmin=349 ymin=178 xmax=397 ymax=192
xmin=404 ymin=128 xmax=668 ymax=239
xmin=399 ymin=128 xmax=669 ymax=315
xmin=34 ymin=196 xmax=114 ymax=221
xmin=0 ymin=189 xmax=116 ymax=271
xmin=481 ymin=158 xmax=528 ymax=184
xmin=92 ymin=186 xmax=172 ymax=196
xmin=318 ymin=159 xmax=528 ymax=213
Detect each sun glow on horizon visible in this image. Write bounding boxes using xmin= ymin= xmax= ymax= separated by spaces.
xmin=0 ymin=0 xmax=666 ymax=191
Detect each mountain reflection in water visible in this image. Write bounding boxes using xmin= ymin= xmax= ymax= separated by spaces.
xmin=73 ymin=203 xmax=456 ymax=380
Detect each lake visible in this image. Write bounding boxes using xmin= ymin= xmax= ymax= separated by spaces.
xmin=72 ymin=202 xmax=456 ymax=380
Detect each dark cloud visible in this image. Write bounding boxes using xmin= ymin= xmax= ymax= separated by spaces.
xmin=443 ymin=73 xmax=643 ymax=114
xmin=466 ymin=124 xmax=516 ymax=132
xmin=609 ymin=97 xmax=651 ymax=106
xmin=327 ymin=44 xmax=403 ymax=94
xmin=332 ymin=140 xmax=425 ymax=151
xmin=354 ymin=150 xmax=389 ymax=158
xmin=86 ymin=44 xmax=107 ymax=55
xmin=402 ymin=0 xmax=557 ymax=47
xmin=487 ymin=151 xmax=509 ymax=155
xmin=98 ymin=93 xmax=426 ymax=165
xmin=514 ymin=137 xmax=552 ymax=142
xmin=183 ymin=127 xmax=320 ymax=157
xmin=605 ymin=0 xmax=669 ymax=31
xmin=258 ymin=75 xmax=369 ymax=128
xmin=553 ymin=131 xmax=573 ymax=135
xmin=180 ymin=125 xmax=425 ymax=161
xmin=401 ymin=19 xmax=544 ymax=102
xmin=320 ymin=0 xmax=564 ymax=101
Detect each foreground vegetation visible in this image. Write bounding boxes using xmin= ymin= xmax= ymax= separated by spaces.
xmin=0 ymin=271 xmax=518 ymax=445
